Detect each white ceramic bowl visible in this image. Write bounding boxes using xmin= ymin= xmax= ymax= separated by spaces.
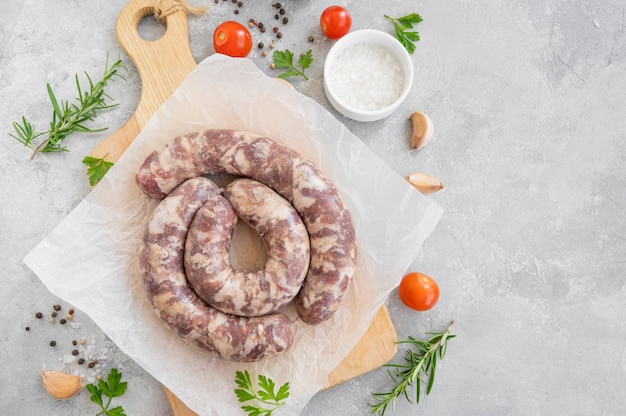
xmin=323 ymin=29 xmax=414 ymax=122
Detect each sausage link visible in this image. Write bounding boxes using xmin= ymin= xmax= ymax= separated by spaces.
xmin=140 ymin=177 xmax=295 ymax=361
xmin=185 ymin=178 xmax=310 ymax=317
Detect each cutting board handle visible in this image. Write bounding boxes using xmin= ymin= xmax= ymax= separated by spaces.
xmin=116 ymin=0 xmax=198 ymax=126
xmin=90 ymin=0 xmax=198 ymax=161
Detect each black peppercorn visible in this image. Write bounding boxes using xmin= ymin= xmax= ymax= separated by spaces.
xmin=35 ymin=312 xmax=43 ymax=319
xmin=258 ymin=42 xmax=264 ymax=49
xmin=51 ymin=312 xmax=57 ymax=318
xmin=53 ymin=304 xmax=61 ymax=311
xmin=50 ymin=340 xmax=56 ymax=347
xmin=25 ymin=326 xmax=30 ymax=331
xmin=71 ymin=349 xmax=79 ymax=356
xmin=279 ymin=8 xmax=285 ymax=15
xmin=72 ymin=340 xmax=77 ymax=346
xmin=276 ymin=32 xmax=283 ymax=39
xmin=308 ymin=35 xmax=315 ymax=42
xmin=78 ymin=358 xmax=85 ymax=365
xmin=88 ymin=362 xmax=95 ymax=368
xmin=283 ymin=17 xmax=288 ymax=25
xmin=60 ymin=319 xmax=67 ymax=325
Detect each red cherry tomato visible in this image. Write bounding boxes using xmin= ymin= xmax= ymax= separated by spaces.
xmin=398 ymin=272 xmax=440 ymax=311
xmin=213 ymin=21 xmax=252 ymax=57
xmin=320 ymin=6 xmax=352 ymax=39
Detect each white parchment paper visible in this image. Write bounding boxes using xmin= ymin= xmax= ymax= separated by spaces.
xmin=24 ymin=54 xmax=443 ymax=415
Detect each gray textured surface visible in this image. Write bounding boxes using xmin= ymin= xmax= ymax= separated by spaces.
xmin=1 ymin=0 xmax=625 ymax=415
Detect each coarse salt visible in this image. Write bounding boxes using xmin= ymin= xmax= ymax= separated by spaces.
xmin=329 ymin=42 xmax=404 ymax=111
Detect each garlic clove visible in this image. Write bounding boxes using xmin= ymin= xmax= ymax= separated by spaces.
xmin=41 ymin=370 xmax=84 ymax=400
xmin=275 ymin=77 xmax=295 ymax=90
xmin=409 ymin=111 xmax=434 ymax=150
xmin=405 ymin=172 xmax=444 ymax=194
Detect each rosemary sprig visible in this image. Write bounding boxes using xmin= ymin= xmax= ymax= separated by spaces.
xmin=10 ymin=55 xmax=125 ymax=159
xmin=369 ymin=321 xmax=455 ymax=416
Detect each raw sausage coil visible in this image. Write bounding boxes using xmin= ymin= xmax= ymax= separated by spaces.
xmin=137 ymin=129 xmax=357 ymax=325
xmin=185 ymin=178 xmax=310 ymax=317
xmin=139 ymin=177 xmax=294 ymax=362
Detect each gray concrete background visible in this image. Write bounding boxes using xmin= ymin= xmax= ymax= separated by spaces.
xmin=1 ymin=0 xmax=625 ymax=415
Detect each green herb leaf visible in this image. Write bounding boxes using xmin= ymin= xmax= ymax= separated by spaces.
xmin=272 ymin=49 xmax=312 ymax=80
xmin=83 ymin=154 xmax=114 ymax=186
xmin=241 ymin=405 xmax=264 ymax=416
xmin=297 ymin=49 xmax=313 ymax=71
xmin=272 ymin=49 xmax=295 ymax=69
xmin=235 ymin=370 xmax=253 ymax=389
xmin=234 ymin=370 xmax=290 ymax=416
xmin=257 ymin=375 xmax=276 ymax=401
xmin=235 ymin=388 xmax=257 ymax=403
xmin=106 ymin=368 xmax=128 ymax=397
xmin=369 ymin=321 xmax=455 ymax=416
xmin=403 ymin=31 xmax=421 ymax=42
xmin=9 ymin=117 xmax=43 ymax=148
xmin=47 ymin=83 xmax=63 ymax=120
xmin=86 ymin=383 xmax=103 ymax=408
xmin=384 ymin=13 xmax=423 ymax=54
xmin=396 ymin=13 xmax=423 ymax=29
xmin=87 ymin=368 xmax=128 ymax=416
xmin=277 ymin=69 xmax=301 ymax=79
xmin=9 ymin=54 xmax=125 ymax=159
xmin=275 ymin=381 xmax=290 ymax=402
xmin=105 ymin=406 xmax=127 ymax=416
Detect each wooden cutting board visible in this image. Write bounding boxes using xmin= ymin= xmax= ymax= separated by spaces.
xmin=91 ymin=1 xmax=398 ymax=414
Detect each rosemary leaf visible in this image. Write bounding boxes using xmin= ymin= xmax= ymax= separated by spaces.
xmin=47 ymin=84 xmax=63 ymax=120
xmin=369 ymin=321 xmax=456 ymax=416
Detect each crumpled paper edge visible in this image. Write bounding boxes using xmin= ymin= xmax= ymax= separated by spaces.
xmin=24 ymin=54 xmax=443 ymax=415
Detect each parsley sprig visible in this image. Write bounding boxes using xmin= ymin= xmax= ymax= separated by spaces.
xmin=86 ymin=368 xmax=128 ymax=416
xmin=10 ymin=55 xmax=125 ymax=159
xmin=384 ymin=13 xmax=423 ymax=54
xmin=273 ymin=49 xmax=313 ymax=80
xmin=82 ymin=153 xmax=114 ymax=186
xmin=234 ymin=370 xmax=290 ymax=416
xmin=369 ymin=321 xmax=455 ymax=416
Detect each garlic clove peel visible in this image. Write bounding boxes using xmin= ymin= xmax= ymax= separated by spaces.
xmin=405 ymin=172 xmax=444 ymax=194
xmin=409 ymin=111 xmax=434 ymax=150
xmin=41 ymin=370 xmax=84 ymax=400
